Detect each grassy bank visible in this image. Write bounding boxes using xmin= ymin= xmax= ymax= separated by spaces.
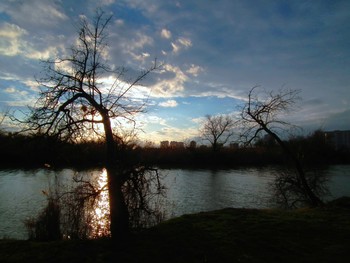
xmin=1 ymin=205 xmax=350 ymax=262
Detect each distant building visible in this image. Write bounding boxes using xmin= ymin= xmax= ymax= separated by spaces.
xmin=161 ymin=140 xmax=185 ymax=148
xmin=189 ymin=140 xmax=197 ymax=149
xmin=325 ymin=130 xmax=350 ymax=149
xmin=160 ymin=141 xmax=169 ymax=148
xmin=170 ymin=141 xmax=184 ymax=148
xmin=178 ymin=142 xmax=185 ymax=148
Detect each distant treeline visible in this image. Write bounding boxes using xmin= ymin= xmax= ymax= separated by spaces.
xmin=0 ymin=132 xmax=106 ymax=169
xmin=0 ymin=130 xmax=349 ymax=169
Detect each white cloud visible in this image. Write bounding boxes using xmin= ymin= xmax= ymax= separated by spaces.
xmin=97 ymin=75 xmax=151 ymax=100
xmin=136 ymin=114 xmax=200 ymax=143
xmin=161 ymin=28 xmax=172 ymax=39
xmin=171 ymin=37 xmax=192 ymax=54
xmin=6 ymin=99 xmax=34 ymax=107
xmin=23 ymin=80 xmax=41 ymax=92
xmin=186 ymin=64 xmax=204 ymax=77
xmin=4 ymin=87 xmax=16 ymax=93
xmin=178 ymin=37 xmax=192 ymax=47
xmin=191 ymin=117 xmax=205 ymax=124
xmin=4 ymin=86 xmax=28 ymax=96
xmin=1 ymin=0 xmax=68 ymax=28
xmin=151 ymin=64 xmax=188 ymax=97
xmin=145 ymin=115 xmax=167 ymax=125
xmin=0 ymin=22 xmax=26 ymax=38
xmin=0 ymin=22 xmax=27 ymax=56
xmin=115 ymin=19 xmax=124 ymax=26
xmin=25 ymin=45 xmax=60 ymax=60
xmin=131 ymin=32 xmax=154 ymax=49
xmin=2 ymin=86 xmax=34 ymax=107
xmin=0 ymin=22 xmax=63 ymax=60
xmin=131 ymin=52 xmax=151 ymax=62
xmin=140 ymin=125 xmax=200 ymax=144
xmin=171 ymin=42 xmax=180 ymax=53
xmin=159 ymin=99 xmax=178 ymax=107
xmin=121 ymin=31 xmax=154 ymax=63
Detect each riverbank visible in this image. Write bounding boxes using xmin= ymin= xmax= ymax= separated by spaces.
xmin=1 ymin=201 xmax=350 ymax=263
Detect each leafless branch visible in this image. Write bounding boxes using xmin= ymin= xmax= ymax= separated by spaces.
xmin=201 ymin=114 xmax=237 ymax=151
xmin=238 ymin=86 xmax=324 ymax=207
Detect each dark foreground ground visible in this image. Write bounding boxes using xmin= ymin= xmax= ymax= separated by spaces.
xmin=1 ymin=200 xmax=350 ymax=263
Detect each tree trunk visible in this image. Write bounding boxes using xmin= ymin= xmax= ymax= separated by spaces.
xmin=103 ymin=115 xmax=129 ymax=240
xmin=106 ymin=167 xmax=129 ymax=239
xmin=263 ymin=127 xmax=324 ymax=207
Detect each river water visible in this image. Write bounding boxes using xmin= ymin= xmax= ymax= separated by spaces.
xmin=1 ymin=165 xmax=349 ymax=239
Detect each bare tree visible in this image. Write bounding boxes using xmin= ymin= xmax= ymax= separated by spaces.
xmin=0 ymin=112 xmax=5 ymax=126
xmin=201 ymin=114 xmax=235 ymax=151
xmin=19 ymin=10 xmax=159 ymax=240
xmin=239 ymin=86 xmax=324 ymax=207
xmin=0 ymin=108 xmax=9 ymax=130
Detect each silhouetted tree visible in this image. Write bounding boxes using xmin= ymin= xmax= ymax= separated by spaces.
xmin=19 ymin=10 xmax=158 ymax=240
xmin=239 ymin=86 xmax=324 ymax=207
xmin=201 ymin=114 xmax=235 ymax=151
xmin=0 ymin=113 xmax=5 ymax=127
xmin=0 ymin=108 xmax=9 ymax=133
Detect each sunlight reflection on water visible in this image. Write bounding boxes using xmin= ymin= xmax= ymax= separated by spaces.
xmin=89 ymin=168 xmax=110 ymax=238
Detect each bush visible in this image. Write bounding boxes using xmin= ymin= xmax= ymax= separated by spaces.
xmin=24 ymin=198 xmax=61 ymax=241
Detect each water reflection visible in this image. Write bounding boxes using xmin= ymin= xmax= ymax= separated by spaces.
xmin=1 ymin=165 xmax=350 ymax=239
xmin=89 ymin=169 xmax=110 ymax=238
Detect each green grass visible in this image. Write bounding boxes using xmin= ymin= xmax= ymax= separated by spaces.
xmin=1 ymin=207 xmax=350 ymax=262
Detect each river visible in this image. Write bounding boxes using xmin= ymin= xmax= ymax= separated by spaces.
xmin=1 ymin=165 xmax=349 ymax=239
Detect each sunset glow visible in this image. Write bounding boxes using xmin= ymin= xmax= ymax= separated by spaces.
xmin=0 ymin=0 xmax=349 ymax=143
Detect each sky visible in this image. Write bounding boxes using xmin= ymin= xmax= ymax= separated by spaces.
xmin=0 ymin=0 xmax=349 ymax=145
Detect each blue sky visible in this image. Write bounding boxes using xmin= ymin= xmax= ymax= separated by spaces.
xmin=0 ymin=0 xmax=349 ymax=144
